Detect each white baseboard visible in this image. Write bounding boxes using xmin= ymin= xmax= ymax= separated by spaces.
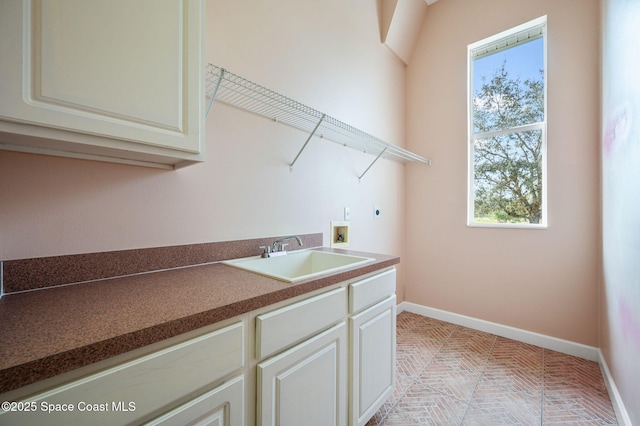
xmin=397 ymin=301 xmax=632 ymax=425
xmin=598 ymin=349 xmax=633 ymax=426
xmin=398 ymin=301 xmax=599 ymax=361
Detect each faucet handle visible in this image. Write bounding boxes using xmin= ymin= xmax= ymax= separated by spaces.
xmin=278 ymin=243 xmax=289 ymax=252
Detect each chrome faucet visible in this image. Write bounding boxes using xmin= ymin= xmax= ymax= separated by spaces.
xmin=259 ymin=236 xmax=303 ymax=258
xmin=271 ymin=235 xmax=303 ymax=253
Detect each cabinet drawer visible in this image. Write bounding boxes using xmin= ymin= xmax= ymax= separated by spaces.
xmin=349 ymin=268 xmax=396 ymax=314
xmin=0 ymin=321 xmax=244 ymax=426
xmin=256 ymin=287 xmax=347 ymax=360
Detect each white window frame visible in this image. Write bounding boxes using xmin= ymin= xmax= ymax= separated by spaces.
xmin=467 ymin=16 xmax=548 ymax=229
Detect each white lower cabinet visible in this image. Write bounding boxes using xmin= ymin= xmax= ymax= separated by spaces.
xmin=349 ymin=295 xmax=396 ymax=426
xmin=0 ymin=267 xmax=397 ymax=426
xmin=254 ymin=267 xmax=397 ymax=426
xmin=257 ymin=322 xmax=348 ymax=426
xmin=349 ymin=268 xmax=397 ymax=426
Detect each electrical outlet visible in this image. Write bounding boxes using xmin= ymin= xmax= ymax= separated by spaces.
xmin=344 ymin=207 xmax=351 ymax=221
xmin=374 ymin=206 xmax=381 ymax=218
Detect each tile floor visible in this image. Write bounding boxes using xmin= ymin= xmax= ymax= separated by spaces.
xmin=367 ymin=311 xmax=618 ymax=425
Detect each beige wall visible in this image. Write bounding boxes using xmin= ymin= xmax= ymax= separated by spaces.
xmin=405 ymin=0 xmax=601 ymax=345
xmin=0 ymin=0 xmax=408 ymax=297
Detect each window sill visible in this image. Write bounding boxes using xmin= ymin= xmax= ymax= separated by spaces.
xmin=467 ymin=222 xmax=548 ymax=230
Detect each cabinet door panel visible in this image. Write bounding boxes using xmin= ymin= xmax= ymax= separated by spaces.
xmin=37 ymin=1 xmax=181 ymax=131
xmin=350 ymin=295 xmax=396 ymax=426
xmin=0 ymin=0 xmax=204 ymax=168
xmin=257 ymin=322 xmax=347 ymax=426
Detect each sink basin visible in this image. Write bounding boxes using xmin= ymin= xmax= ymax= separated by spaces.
xmin=222 ymin=250 xmax=374 ymax=283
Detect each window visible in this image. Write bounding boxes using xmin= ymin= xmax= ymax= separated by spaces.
xmin=467 ymin=17 xmax=547 ymax=228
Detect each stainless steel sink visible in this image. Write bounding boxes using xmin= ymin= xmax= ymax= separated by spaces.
xmin=222 ymin=250 xmax=374 ymax=282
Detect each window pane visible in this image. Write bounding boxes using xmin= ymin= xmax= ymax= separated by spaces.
xmin=473 ymin=38 xmax=544 ymax=134
xmin=473 ymin=129 xmax=543 ymax=224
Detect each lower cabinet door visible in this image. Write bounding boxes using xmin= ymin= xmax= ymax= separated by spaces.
xmin=257 ymin=322 xmax=347 ymax=426
xmin=147 ymin=375 xmax=244 ymax=426
xmin=350 ymin=295 xmax=396 ymax=426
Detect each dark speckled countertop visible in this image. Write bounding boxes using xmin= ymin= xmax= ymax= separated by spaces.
xmin=0 ymin=237 xmax=398 ymax=394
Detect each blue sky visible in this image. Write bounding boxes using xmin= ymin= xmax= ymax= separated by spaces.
xmin=473 ymin=38 xmax=544 ymax=95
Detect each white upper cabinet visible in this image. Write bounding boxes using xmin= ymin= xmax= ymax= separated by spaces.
xmin=0 ymin=0 xmax=205 ymax=169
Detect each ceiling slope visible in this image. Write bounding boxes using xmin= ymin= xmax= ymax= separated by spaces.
xmin=379 ymin=0 xmax=437 ymax=65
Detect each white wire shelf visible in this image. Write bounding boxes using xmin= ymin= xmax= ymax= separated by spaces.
xmin=205 ymin=64 xmax=431 ymax=179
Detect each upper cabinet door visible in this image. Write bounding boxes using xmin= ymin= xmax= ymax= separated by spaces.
xmin=0 ymin=0 xmax=205 ymax=169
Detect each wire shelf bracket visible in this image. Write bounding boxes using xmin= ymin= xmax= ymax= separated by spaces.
xmin=358 ymin=145 xmax=388 ymax=182
xmin=205 ymin=68 xmax=224 ymax=117
xmin=290 ymin=114 xmax=325 ymax=172
xmin=205 ymin=64 xmax=431 ymax=179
